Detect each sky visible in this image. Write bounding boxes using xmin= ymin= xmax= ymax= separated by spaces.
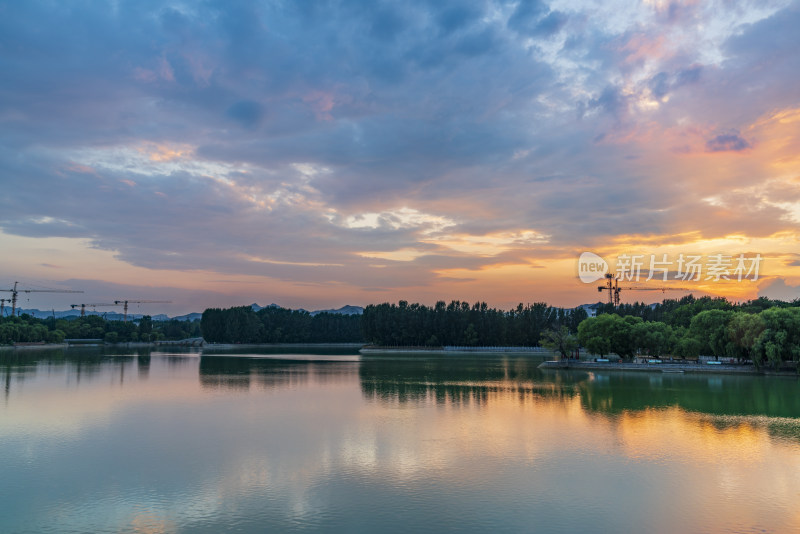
xmin=1 ymin=0 xmax=800 ymax=315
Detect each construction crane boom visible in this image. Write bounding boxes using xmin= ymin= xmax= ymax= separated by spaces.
xmin=70 ymin=303 xmax=116 ymax=318
xmin=114 ymin=300 xmax=172 ymax=321
xmin=597 ymin=273 xmax=689 ymax=307
xmin=1 ymin=281 xmax=83 ymax=316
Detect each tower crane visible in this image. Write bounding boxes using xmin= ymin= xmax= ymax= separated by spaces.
xmin=70 ymin=303 xmax=116 ymax=318
xmin=114 ymin=300 xmax=172 ymax=321
xmin=1 ymin=281 xmax=83 ymax=316
xmin=598 ymin=273 xmax=689 ymax=307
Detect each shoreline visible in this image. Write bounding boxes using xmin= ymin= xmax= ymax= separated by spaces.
xmin=0 ymin=343 xmax=69 ymax=351
xmin=538 ymin=360 xmax=797 ymax=376
xmin=360 ymin=346 xmax=554 ymax=356
xmin=360 ymin=347 xmax=444 ymax=355
xmin=2 ymin=341 xmax=365 ymax=353
xmin=1 ymin=341 xmax=198 ymax=351
xmin=203 ymin=342 xmax=363 ymax=350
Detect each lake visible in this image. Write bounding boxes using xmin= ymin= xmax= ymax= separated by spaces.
xmin=2 ymin=347 xmax=800 ymax=533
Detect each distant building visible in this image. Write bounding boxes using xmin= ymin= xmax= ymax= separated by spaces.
xmin=579 ymin=303 xmax=604 ymax=318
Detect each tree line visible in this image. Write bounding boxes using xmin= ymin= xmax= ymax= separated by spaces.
xmin=200 ymin=306 xmax=362 ymax=343
xmin=0 ymin=313 xmax=201 ymax=345
xmin=361 ymin=300 xmax=588 ymax=347
xmin=9 ymin=294 xmax=799 ymax=370
xmin=577 ymin=295 xmax=800 ymax=369
xmin=590 ymin=295 xmax=787 ymax=326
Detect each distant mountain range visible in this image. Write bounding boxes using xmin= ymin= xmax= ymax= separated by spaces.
xmin=8 ymin=308 xmax=175 ymax=321
xmin=8 ymin=304 xmax=364 ymax=321
xmin=247 ymin=303 xmax=364 ymax=316
xmin=309 ymin=305 xmax=364 ymax=316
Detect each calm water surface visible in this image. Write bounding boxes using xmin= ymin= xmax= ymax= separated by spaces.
xmin=2 ymin=347 xmax=800 ymax=533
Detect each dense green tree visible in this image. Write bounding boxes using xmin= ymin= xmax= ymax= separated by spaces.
xmin=577 ymin=316 xmax=612 ymax=358
xmin=674 ymin=334 xmax=702 ymax=358
xmin=46 ymin=329 xmax=65 ymax=344
xmin=632 ymin=321 xmax=675 ymax=357
xmin=689 ymin=309 xmax=734 ymax=358
xmin=104 ymin=331 xmax=119 ymax=343
xmin=540 ymin=326 xmax=578 ymax=359
xmin=201 ymin=309 xmax=226 ymax=342
xmin=138 ymin=315 xmax=153 ymax=339
xmin=613 ymin=316 xmax=642 ymax=360
xmin=726 ymin=312 xmax=765 ymax=362
xmin=751 ymin=307 xmax=800 ymax=370
xmin=578 ymin=314 xmax=641 ymax=360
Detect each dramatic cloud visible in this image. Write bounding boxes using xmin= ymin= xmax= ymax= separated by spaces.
xmin=706 ymin=132 xmax=752 ymax=153
xmin=1 ymin=0 xmax=800 ymax=312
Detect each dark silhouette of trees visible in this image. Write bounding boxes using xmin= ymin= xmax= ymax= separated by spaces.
xmin=200 ymin=306 xmax=362 ymax=344
xmin=361 ymin=300 xmax=587 ymax=347
xmin=0 ymin=313 xmax=200 ymax=344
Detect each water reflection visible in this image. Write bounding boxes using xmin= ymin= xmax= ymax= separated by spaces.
xmin=573 ymin=370 xmax=800 ymax=418
xmin=5 ymin=350 xmax=798 ymax=421
xmin=358 ymin=355 xmax=800 ymax=421
xmin=0 ymin=347 xmax=199 ymax=399
xmin=359 ymin=354 xmax=580 ymax=407
xmin=137 ymin=353 xmax=150 ymax=379
xmin=199 ymin=355 xmax=360 ymax=391
xmin=201 ymin=345 xmax=361 ymax=356
xmin=1 ymin=349 xmax=800 ymax=534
